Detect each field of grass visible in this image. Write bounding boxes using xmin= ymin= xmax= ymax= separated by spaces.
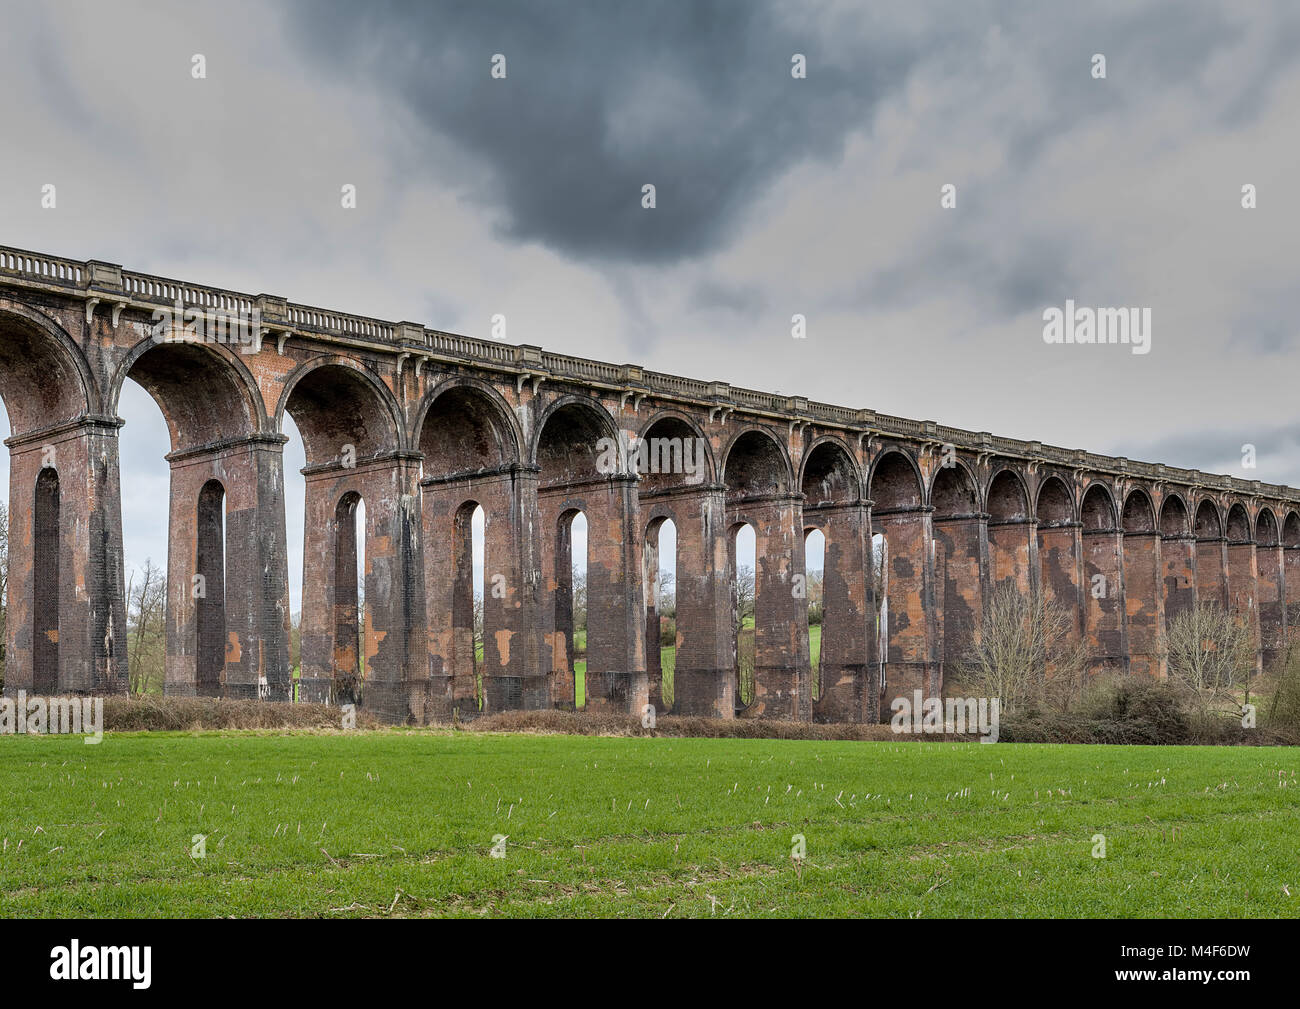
xmin=1 ymin=730 xmax=1297 ymax=917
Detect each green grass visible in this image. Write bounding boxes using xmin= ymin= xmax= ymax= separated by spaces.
xmin=1 ymin=731 xmax=1297 ymax=917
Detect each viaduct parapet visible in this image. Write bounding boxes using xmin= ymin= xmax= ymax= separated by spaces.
xmin=2 ymin=244 xmax=1296 ymax=722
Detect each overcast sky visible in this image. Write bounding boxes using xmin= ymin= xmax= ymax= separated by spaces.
xmin=3 ymin=0 xmax=1300 ymax=607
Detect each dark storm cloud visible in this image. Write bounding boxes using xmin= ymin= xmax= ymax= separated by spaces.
xmin=288 ymin=0 xmax=945 ymax=263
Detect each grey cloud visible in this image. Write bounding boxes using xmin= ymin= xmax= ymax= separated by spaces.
xmin=287 ymin=0 xmax=933 ymax=264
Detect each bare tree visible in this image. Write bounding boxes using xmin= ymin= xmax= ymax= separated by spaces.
xmin=953 ymin=583 xmax=1086 ymax=714
xmin=1165 ymin=600 xmax=1253 ymax=708
xmin=735 ymin=564 xmax=755 ymax=622
xmin=127 ymin=559 xmax=167 ymax=695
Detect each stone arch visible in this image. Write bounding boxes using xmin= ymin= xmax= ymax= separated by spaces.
xmin=1159 ymin=494 xmax=1191 ymax=537
xmin=637 ymin=410 xmax=715 ymax=489
xmin=534 ymin=396 xmax=618 ymax=486
xmin=415 ymin=377 xmax=523 ymax=476
xmin=113 ymin=337 xmax=265 ymax=453
xmin=1122 ymin=488 xmax=1156 ymax=533
xmin=721 ymin=427 xmax=793 ymax=500
xmin=868 ymin=450 xmax=923 ymax=511
xmin=986 ymin=468 xmax=1030 ymax=521
xmin=0 ymin=303 xmax=97 ymax=432
xmin=277 ymin=357 xmax=404 ymax=465
xmin=1284 ymin=511 xmax=1300 ymax=548
xmin=195 ymin=478 xmax=227 ymax=696
xmin=1194 ymin=499 xmax=1223 ymax=539
xmin=1225 ymin=502 xmax=1251 ymax=544
xmin=1081 ymin=482 xmax=1117 ymax=531
xmin=800 ymin=437 xmax=861 ymax=506
xmin=1256 ymin=507 xmax=1279 ymax=547
xmin=32 ymin=466 xmax=61 ymax=694
xmin=1036 ymin=475 xmax=1074 ymax=525
xmin=930 ymin=461 xmax=978 ymax=518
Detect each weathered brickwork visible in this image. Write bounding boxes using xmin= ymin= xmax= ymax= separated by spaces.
xmin=3 ymin=245 xmax=1299 ymax=723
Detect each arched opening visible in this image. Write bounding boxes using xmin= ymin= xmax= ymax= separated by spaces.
xmin=1159 ymin=495 xmax=1196 ymax=625
xmin=1194 ymin=499 xmax=1227 ymax=608
xmin=987 ymin=469 xmax=1031 ymax=593
xmin=1224 ymin=502 xmax=1260 ymax=674
xmin=0 ymin=308 xmax=108 ymax=697
xmin=1255 ymin=508 xmax=1284 ymax=671
xmin=1080 ymin=483 xmax=1121 ymax=673
xmin=932 ymin=464 xmax=981 ymax=671
xmin=282 ymin=362 xmax=400 ymax=708
xmin=868 ymin=451 xmax=929 ymax=705
xmin=535 ymin=400 xmax=613 ymax=709
xmin=449 ymin=499 xmax=484 ymax=710
xmin=1034 ymin=475 xmax=1079 ymax=658
xmin=804 ymin=527 xmax=825 ymax=698
xmin=1226 ymin=503 xmax=1251 ymax=544
xmin=1122 ymin=491 xmax=1156 ymax=534
xmin=801 ymin=439 xmax=866 ymax=722
xmin=643 ymin=516 xmax=677 ymax=711
xmin=1194 ymin=500 xmax=1222 ymax=539
xmin=723 ymin=428 xmax=804 ymax=718
xmin=1081 ymin=484 xmax=1116 ymax=532
xmin=119 ymin=341 xmax=270 ymax=701
xmin=1284 ymin=512 xmax=1300 ymax=549
xmin=1160 ymin=495 xmax=1190 ymax=538
xmin=729 ymin=521 xmax=757 ymax=708
xmin=1121 ymin=490 xmax=1161 ymax=677
xmin=332 ymin=492 xmax=365 ymax=704
xmin=33 ymin=467 xmax=60 ymax=694
xmin=417 ymin=382 xmax=520 ymax=718
xmin=195 ymin=479 xmax=226 ymax=697
xmin=554 ymin=508 xmax=589 ymax=707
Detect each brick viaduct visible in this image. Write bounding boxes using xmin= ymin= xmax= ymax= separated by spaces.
xmin=2 ymin=244 xmax=1298 ymax=723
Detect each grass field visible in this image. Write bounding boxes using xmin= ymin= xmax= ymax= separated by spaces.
xmin=1 ymin=731 xmax=1297 ymax=917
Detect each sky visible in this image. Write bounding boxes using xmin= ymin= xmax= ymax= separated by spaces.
xmin=3 ymin=0 xmax=1300 ymax=608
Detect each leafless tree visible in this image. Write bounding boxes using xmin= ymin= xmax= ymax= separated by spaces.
xmin=127 ymin=559 xmax=167 ymax=695
xmin=1165 ymin=600 xmax=1253 ymax=708
xmin=953 ymin=583 xmax=1087 ymax=714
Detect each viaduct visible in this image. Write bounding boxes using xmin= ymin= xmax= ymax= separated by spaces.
xmin=2 ymin=244 xmax=1297 ymax=724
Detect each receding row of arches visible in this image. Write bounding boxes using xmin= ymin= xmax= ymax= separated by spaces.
xmin=2 ymin=303 xmax=1297 ymax=715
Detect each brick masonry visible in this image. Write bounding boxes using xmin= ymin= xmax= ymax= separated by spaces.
xmin=2 ymin=246 xmax=1299 ymax=722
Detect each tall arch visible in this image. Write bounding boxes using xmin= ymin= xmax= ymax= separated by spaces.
xmin=535 ymin=398 xmax=643 ymax=715
xmin=118 ymin=339 xmax=288 ymax=702
xmin=1285 ymin=511 xmax=1300 ymax=640
xmin=1224 ymin=501 xmax=1262 ymax=676
xmin=931 ymin=462 xmax=982 ymax=687
xmin=1159 ymin=494 xmax=1196 ymax=625
xmin=286 ymin=361 xmax=411 ymax=718
xmin=636 ymin=413 xmax=730 ymax=716
xmin=1081 ymin=483 xmax=1124 ymax=674
xmin=418 ymin=380 xmax=530 ymax=719
xmin=802 ymin=438 xmax=869 ymax=723
xmin=1034 ymin=475 xmax=1082 ymax=655
xmin=1122 ymin=489 xmax=1163 ymax=677
xmin=1194 ymin=499 xmax=1227 ymax=608
xmin=195 ymin=479 xmax=227 ymax=697
xmin=32 ymin=468 xmax=61 ymax=694
xmin=986 ymin=468 xmax=1033 ymax=594
xmin=868 ymin=450 xmax=934 ymax=706
xmin=0 ymin=306 xmax=121 ymax=697
xmin=1255 ymin=508 xmax=1285 ymax=671
xmin=723 ymin=428 xmax=806 ymax=718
